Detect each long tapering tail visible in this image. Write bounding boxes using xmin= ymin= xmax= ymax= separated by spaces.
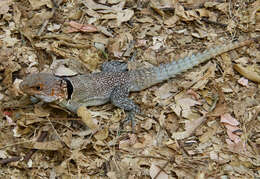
xmin=129 ymin=37 xmax=259 ymax=91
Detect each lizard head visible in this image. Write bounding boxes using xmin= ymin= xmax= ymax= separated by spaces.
xmin=20 ymin=73 xmax=68 ymax=103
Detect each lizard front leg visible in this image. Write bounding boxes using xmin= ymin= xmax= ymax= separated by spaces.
xmin=101 ymin=61 xmax=128 ymax=72
xmin=110 ymin=84 xmax=140 ymax=131
xmin=59 ymin=100 xmax=81 ymax=114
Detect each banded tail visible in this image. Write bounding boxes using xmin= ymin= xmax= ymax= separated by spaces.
xmin=129 ymin=37 xmax=259 ymax=91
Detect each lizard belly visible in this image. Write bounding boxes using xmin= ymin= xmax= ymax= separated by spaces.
xmin=59 ymin=97 xmax=110 ymax=113
xmin=71 ymin=91 xmax=112 ymax=107
xmin=81 ymin=97 xmax=110 ymax=106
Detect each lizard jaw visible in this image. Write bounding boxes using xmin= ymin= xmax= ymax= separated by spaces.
xmin=34 ymin=94 xmax=59 ymax=103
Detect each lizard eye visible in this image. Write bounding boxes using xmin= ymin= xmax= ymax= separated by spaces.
xmin=34 ymin=85 xmax=42 ymax=90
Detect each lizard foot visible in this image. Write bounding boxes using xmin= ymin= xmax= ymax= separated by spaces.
xmin=120 ymin=111 xmax=139 ymax=133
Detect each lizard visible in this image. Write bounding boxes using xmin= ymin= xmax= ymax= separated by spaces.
xmin=19 ymin=37 xmax=259 ymax=125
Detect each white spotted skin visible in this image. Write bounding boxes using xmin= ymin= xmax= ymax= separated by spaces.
xmin=65 ymin=72 xmax=130 ymax=107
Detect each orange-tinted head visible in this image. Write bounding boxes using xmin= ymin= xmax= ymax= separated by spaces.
xmin=20 ymin=73 xmax=68 ymax=102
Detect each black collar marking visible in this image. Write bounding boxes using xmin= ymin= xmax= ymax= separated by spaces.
xmin=62 ymin=78 xmax=73 ymax=100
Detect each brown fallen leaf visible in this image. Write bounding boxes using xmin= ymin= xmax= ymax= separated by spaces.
xmin=226 ymin=130 xmax=241 ymax=144
xmin=150 ymin=162 xmax=169 ymax=179
xmin=226 ymin=138 xmax=246 ymax=153
xmin=171 ymin=116 xmax=207 ymax=140
xmin=0 ymin=0 xmax=12 ymax=15
xmin=237 ymin=77 xmax=249 ymax=87
xmin=117 ymin=9 xmax=134 ymax=26
xmin=23 ymin=141 xmax=63 ymax=151
xmin=220 ymin=113 xmax=240 ymax=126
xmin=28 ymin=0 xmax=53 ymax=10
xmin=154 ymin=83 xmax=173 ymax=100
xmin=94 ymin=127 xmax=109 ymax=140
xmin=68 ymin=21 xmax=98 ymax=33
xmin=224 ymin=124 xmax=240 ymax=133
xmin=171 ymin=96 xmax=202 ymax=119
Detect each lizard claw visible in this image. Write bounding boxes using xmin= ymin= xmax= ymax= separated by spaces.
xmin=120 ymin=111 xmax=136 ymax=133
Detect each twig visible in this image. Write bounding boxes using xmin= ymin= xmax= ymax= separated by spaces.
xmin=201 ymin=18 xmax=227 ymax=28
xmin=0 ymin=131 xmax=48 ymax=165
xmin=0 ymin=156 xmax=21 ymax=165
xmin=37 ymin=0 xmax=63 ymax=36
xmin=24 ymin=131 xmax=48 ymax=163
xmin=47 ymin=118 xmax=70 ymax=149
xmin=0 ymin=140 xmax=33 ymax=150
xmin=154 ymin=161 xmax=169 ymax=179
xmin=134 ymin=155 xmax=168 ymax=161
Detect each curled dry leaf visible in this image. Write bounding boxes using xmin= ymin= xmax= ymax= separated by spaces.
xmin=154 ymin=83 xmax=173 ymax=100
xmin=50 ymin=59 xmax=79 ymax=76
xmin=226 ymin=139 xmax=246 ymax=153
xmin=107 ymin=171 xmax=117 ymax=179
xmin=136 ymin=39 xmax=147 ymax=47
xmin=150 ymin=162 xmax=169 ymax=179
xmin=0 ymin=93 xmax=4 ymax=101
xmin=171 ymin=116 xmax=207 ymax=140
xmin=164 ymin=15 xmax=179 ymax=26
xmin=94 ymin=127 xmax=109 ymax=140
xmin=224 ymin=124 xmax=240 ymax=133
xmin=141 ymin=118 xmax=154 ymax=130
xmin=132 ymin=134 xmax=153 ymax=149
xmin=79 ymin=49 xmax=101 ymax=72
xmin=32 ymin=141 xmax=63 ymax=151
xmin=12 ymin=126 xmax=21 ymax=137
xmin=119 ymin=139 xmax=132 ymax=150
xmin=47 ymin=24 xmax=61 ymax=32
xmin=226 ymin=130 xmax=241 ymax=144
xmin=150 ymin=36 xmax=166 ymax=51
xmin=175 ymin=3 xmax=200 ymax=21
xmin=83 ymin=0 xmax=113 ymax=10
xmin=215 ymin=3 xmax=228 ymax=13
xmin=220 ymin=113 xmax=239 ymax=126
xmin=248 ymin=0 xmax=260 ymax=24
xmin=117 ymin=9 xmax=134 ymax=26
xmin=237 ymin=77 xmax=249 ymax=87
xmin=0 ymin=0 xmax=12 ymax=15
xmin=220 ymin=113 xmax=242 ymax=145
xmin=13 ymin=79 xmax=23 ymax=95
xmin=186 ymin=89 xmax=200 ymax=100
xmin=68 ymin=21 xmax=98 ymax=33
xmin=28 ymin=10 xmax=53 ymax=27
xmin=0 ymin=29 xmax=19 ymax=47
xmin=209 ymin=151 xmax=230 ymax=164
xmin=171 ymin=97 xmax=202 ymax=119
xmin=28 ymin=0 xmax=53 ymax=10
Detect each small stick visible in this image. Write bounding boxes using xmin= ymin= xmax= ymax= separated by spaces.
xmin=0 ymin=156 xmax=21 ymax=165
xmin=0 ymin=131 xmax=48 ymax=165
xmin=24 ymin=131 xmax=48 ymax=163
xmin=37 ymin=0 xmax=63 ymax=36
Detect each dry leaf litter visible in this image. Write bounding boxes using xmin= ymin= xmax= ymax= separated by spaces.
xmin=0 ymin=0 xmax=260 ymax=178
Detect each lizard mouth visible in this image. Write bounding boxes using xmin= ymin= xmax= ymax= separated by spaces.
xmin=34 ymin=94 xmax=58 ymax=102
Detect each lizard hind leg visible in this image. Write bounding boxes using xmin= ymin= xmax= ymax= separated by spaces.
xmin=110 ymin=84 xmax=140 ymax=132
xmin=101 ymin=61 xmax=128 ymax=72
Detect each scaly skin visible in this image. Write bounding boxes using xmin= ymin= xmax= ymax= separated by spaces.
xmin=20 ymin=37 xmax=259 ymax=116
